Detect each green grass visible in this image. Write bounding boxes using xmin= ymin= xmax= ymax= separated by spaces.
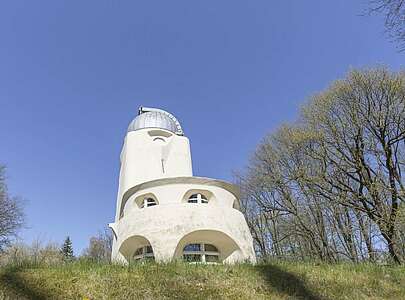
xmin=0 ymin=261 xmax=404 ymax=299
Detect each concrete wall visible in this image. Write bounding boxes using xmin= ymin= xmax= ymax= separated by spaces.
xmin=121 ymin=182 xmax=238 ymax=219
xmin=111 ymin=127 xmax=256 ymax=264
xmin=115 ymin=128 xmax=192 ymax=220
xmin=110 ymin=182 xmax=256 ymax=264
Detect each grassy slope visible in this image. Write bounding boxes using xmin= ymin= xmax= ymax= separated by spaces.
xmin=0 ymin=261 xmax=404 ymax=300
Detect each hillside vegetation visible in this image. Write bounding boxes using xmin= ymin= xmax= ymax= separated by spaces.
xmin=239 ymin=69 xmax=405 ymax=265
xmin=0 ymin=261 xmax=403 ymax=300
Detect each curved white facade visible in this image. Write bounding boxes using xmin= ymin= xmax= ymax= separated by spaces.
xmin=110 ymin=107 xmax=256 ymax=264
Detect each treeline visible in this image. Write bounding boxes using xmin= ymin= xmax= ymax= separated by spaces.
xmin=238 ymin=68 xmax=405 ymax=264
xmin=0 ymin=230 xmax=112 ymax=266
xmin=0 ymin=165 xmax=112 ymax=266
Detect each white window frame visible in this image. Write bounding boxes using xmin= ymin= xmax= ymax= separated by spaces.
xmin=188 ymin=193 xmax=208 ymax=204
xmin=133 ymin=245 xmax=155 ymax=261
xmin=140 ymin=197 xmax=157 ymax=208
xmin=183 ymin=243 xmax=219 ymax=263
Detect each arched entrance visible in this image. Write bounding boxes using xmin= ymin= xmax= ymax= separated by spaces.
xmin=173 ymin=230 xmax=241 ymax=263
xmin=119 ymin=235 xmax=155 ymax=263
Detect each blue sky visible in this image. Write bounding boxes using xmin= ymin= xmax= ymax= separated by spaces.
xmin=0 ymin=1 xmax=403 ymax=253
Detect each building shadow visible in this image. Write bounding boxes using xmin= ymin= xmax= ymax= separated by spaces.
xmin=0 ymin=267 xmax=50 ymax=300
xmin=257 ymin=264 xmax=326 ymax=300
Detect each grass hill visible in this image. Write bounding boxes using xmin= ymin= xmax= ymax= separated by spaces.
xmin=0 ymin=261 xmax=404 ymax=299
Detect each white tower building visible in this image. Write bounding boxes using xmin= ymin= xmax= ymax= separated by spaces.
xmin=109 ymin=107 xmax=256 ymax=264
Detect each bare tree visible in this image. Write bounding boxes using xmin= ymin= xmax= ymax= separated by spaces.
xmin=0 ymin=239 xmax=63 ymax=267
xmin=0 ymin=165 xmax=25 ymax=251
xmin=369 ymin=0 xmax=405 ymax=51
xmin=303 ymin=68 xmax=405 ymax=263
xmin=82 ymin=228 xmax=112 ymax=262
xmin=239 ymin=68 xmax=405 ymax=264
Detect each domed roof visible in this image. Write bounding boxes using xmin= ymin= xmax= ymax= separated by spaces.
xmin=128 ymin=107 xmax=184 ymax=135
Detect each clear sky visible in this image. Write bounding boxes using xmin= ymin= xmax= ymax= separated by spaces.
xmin=0 ymin=1 xmax=403 ymax=254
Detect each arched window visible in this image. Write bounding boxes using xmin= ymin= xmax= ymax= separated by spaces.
xmin=188 ymin=193 xmax=208 ymax=204
xmin=183 ymin=243 xmax=219 ymax=263
xmin=133 ymin=245 xmax=154 ymax=261
xmin=153 ymin=137 xmax=166 ymax=144
xmin=140 ymin=197 xmax=157 ymax=208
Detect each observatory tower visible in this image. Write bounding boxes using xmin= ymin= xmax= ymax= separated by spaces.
xmin=109 ymin=107 xmax=256 ymax=263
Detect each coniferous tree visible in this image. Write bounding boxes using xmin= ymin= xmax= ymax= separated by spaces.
xmin=61 ymin=236 xmax=74 ymax=260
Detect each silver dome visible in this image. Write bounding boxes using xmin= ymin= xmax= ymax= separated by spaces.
xmin=128 ymin=107 xmax=184 ymax=135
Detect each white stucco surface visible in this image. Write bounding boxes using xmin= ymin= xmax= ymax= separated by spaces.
xmin=111 ymin=110 xmax=256 ymax=264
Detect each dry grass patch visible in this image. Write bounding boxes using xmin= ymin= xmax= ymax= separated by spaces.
xmin=0 ymin=261 xmax=403 ymax=299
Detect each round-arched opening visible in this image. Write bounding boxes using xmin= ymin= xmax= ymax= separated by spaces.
xmin=134 ymin=193 xmax=159 ymax=209
xmin=173 ymin=230 xmax=241 ymax=263
xmin=182 ymin=190 xmax=214 ymax=204
xmin=119 ymin=235 xmax=155 ymax=263
xmin=153 ymin=137 xmax=166 ymax=144
xmin=188 ymin=193 xmax=208 ymax=204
